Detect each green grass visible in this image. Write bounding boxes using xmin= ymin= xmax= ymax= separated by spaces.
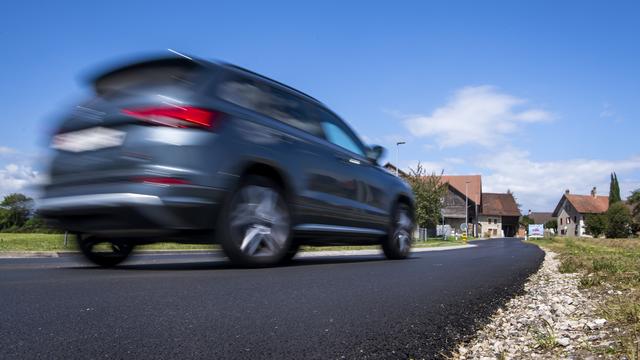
xmin=0 ymin=233 xmax=72 ymax=251
xmin=532 ymin=319 xmax=558 ymax=350
xmin=0 ymin=233 xmax=218 ymax=251
xmin=529 ymin=237 xmax=640 ymax=358
xmin=0 ymin=233 xmax=467 ymax=252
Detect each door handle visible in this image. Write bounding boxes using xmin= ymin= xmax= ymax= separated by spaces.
xmin=334 ymin=153 xmax=360 ymax=165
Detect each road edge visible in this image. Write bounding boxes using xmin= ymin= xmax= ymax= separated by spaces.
xmin=0 ymin=244 xmax=476 ymax=259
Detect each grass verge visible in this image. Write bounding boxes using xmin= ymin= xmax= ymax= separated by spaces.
xmin=529 ymin=237 xmax=640 ymax=358
xmin=0 ymin=233 xmax=467 ymax=252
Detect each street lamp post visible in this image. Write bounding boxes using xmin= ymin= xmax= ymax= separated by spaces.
xmin=465 ymin=180 xmax=470 ymax=238
xmin=395 ymin=141 xmax=406 ymax=176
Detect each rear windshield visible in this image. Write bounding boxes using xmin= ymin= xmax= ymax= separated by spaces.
xmin=93 ymin=59 xmax=202 ymax=97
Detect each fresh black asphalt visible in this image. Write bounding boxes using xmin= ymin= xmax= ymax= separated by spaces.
xmin=0 ymin=238 xmax=544 ymax=359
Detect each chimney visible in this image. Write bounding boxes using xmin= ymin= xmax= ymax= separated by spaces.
xmin=591 ymin=187 xmax=597 ymax=198
xmin=565 ymin=189 xmax=570 ymax=195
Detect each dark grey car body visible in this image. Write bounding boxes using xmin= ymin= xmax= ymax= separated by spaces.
xmin=38 ymin=56 xmax=414 ymax=250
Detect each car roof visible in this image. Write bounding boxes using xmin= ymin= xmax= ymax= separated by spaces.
xmin=217 ymin=62 xmax=324 ymax=107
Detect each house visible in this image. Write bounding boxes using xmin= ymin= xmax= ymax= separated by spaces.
xmin=383 ymin=162 xmax=408 ymax=177
xmin=552 ymin=188 xmax=609 ymax=237
xmin=383 ymin=163 xmax=523 ymax=238
xmin=440 ymin=175 xmax=482 ymax=236
xmin=528 ymin=211 xmax=556 ymax=225
xmin=479 ymin=192 xmax=521 ymax=237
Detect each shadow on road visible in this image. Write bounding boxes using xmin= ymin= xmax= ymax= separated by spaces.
xmin=68 ymin=254 xmax=403 ymax=272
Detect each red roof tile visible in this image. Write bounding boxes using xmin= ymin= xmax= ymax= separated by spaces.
xmin=440 ymin=175 xmax=482 ymax=204
xmin=565 ymin=194 xmax=609 ymax=214
xmin=481 ymin=193 xmax=521 ymax=216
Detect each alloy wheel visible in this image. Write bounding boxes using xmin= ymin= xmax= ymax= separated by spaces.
xmin=228 ymin=184 xmax=290 ymax=258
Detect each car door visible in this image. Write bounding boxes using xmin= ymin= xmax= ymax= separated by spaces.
xmin=216 ymin=74 xmax=353 ymax=227
xmin=316 ymin=111 xmax=387 ymax=230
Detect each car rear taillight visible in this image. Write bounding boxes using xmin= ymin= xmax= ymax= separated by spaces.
xmin=122 ymin=106 xmax=219 ymax=129
xmin=132 ymin=177 xmax=190 ymax=185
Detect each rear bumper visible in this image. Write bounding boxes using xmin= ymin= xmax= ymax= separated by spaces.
xmin=38 ymin=193 xmax=164 ymax=210
xmin=37 ymin=190 xmax=226 ymax=237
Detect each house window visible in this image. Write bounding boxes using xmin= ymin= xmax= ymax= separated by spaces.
xmin=567 ymin=217 xmax=571 ymax=224
xmin=574 ymin=216 xmax=577 ymax=223
xmin=560 ymin=218 xmax=563 ymax=225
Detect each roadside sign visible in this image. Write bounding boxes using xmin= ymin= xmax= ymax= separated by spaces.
xmin=528 ymin=224 xmax=544 ymax=238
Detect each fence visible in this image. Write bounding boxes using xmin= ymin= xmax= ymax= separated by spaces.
xmin=414 ymin=225 xmax=451 ymax=241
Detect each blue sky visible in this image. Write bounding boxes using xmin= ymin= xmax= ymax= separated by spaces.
xmin=1 ymin=0 xmax=639 ymax=211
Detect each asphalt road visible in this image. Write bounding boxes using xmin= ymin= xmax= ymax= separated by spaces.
xmin=0 ymin=238 xmax=543 ymax=359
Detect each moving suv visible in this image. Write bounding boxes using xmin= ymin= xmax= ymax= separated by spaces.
xmin=38 ymin=55 xmax=415 ymax=267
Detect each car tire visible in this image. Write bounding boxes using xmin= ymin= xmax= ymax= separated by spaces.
xmin=218 ymin=175 xmax=292 ymax=267
xmin=382 ymin=202 xmax=414 ymax=260
xmin=282 ymin=242 xmax=300 ymax=262
xmin=77 ymin=235 xmax=134 ymax=267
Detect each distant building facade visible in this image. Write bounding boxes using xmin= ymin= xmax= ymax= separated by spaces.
xmin=552 ymin=188 xmax=609 ymax=237
xmin=384 ymin=163 xmax=523 ymax=238
xmin=440 ymin=175 xmax=481 ymax=236
xmin=478 ymin=193 xmax=521 ymax=237
xmin=528 ymin=211 xmax=555 ymax=225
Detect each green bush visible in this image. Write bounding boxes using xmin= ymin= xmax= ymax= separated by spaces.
xmin=585 ymin=213 xmax=607 ymax=238
xmin=606 ymin=202 xmax=632 ymax=238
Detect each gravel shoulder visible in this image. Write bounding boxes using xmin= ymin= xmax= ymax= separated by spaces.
xmin=453 ymin=249 xmax=618 ymax=359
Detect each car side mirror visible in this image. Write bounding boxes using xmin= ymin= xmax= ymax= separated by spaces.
xmin=366 ymin=145 xmax=386 ymax=164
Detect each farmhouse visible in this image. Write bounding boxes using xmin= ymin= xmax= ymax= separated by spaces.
xmin=552 ymin=188 xmax=609 ymax=236
xmin=478 ymin=192 xmax=521 ymax=237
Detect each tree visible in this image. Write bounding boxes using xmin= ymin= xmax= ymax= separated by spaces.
xmin=605 ymin=202 xmax=632 ymax=238
xmin=585 ymin=213 xmax=607 ymax=238
xmin=520 ymin=215 xmax=534 ymax=229
xmin=609 ymin=172 xmax=622 ymax=205
xmin=627 ymin=189 xmax=640 ymax=235
xmin=405 ymin=162 xmax=446 ymax=229
xmin=0 ymin=193 xmax=33 ymax=229
xmin=544 ymin=219 xmax=557 ymax=231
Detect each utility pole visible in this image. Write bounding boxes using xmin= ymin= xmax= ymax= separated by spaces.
xmin=395 ymin=141 xmax=405 ymax=176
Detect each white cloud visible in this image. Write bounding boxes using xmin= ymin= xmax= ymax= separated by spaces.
xmin=0 ymin=163 xmax=38 ymax=196
xmin=400 ymin=159 xmax=447 ymax=175
xmin=444 ymin=157 xmax=466 ymax=165
xmin=600 ymin=103 xmax=615 ymax=119
xmin=404 ymin=86 xmax=554 ymax=148
xmin=479 ymin=149 xmax=640 ymax=212
xmin=0 ymin=146 xmax=16 ymax=155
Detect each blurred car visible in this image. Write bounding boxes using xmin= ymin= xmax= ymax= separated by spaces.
xmin=38 ymin=55 xmax=415 ymax=266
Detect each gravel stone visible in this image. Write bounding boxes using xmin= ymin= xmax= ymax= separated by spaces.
xmin=451 ymin=250 xmax=616 ymax=359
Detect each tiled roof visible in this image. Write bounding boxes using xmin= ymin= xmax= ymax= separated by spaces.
xmin=529 ymin=212 xmax=555 ymax=224
xmin=481 ymin=193 xmax=521 ymax=216
xmin=566 ymin=194 xmax=609 ymax=214
xmin=440 ymin=175 xmax=482 ymax=204
xmin=553 ymin=194 xmax=609 ymax=216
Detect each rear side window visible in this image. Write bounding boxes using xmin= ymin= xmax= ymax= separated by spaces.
xmin=93 ymin=60 xmax=200 ymax=97
xmin=218 ymin=77 xmax=323 ymax=137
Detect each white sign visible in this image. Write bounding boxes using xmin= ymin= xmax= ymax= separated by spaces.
xmin=528 ymin=224 xmax=544 ymax=237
